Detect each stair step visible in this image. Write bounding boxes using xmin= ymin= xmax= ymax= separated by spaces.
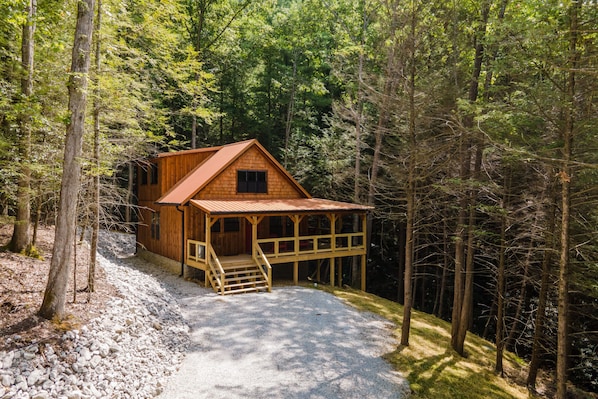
xmin=224 ymin=280 xmax=268 ymax=290
xmin=221 ymin=264 xmax=258 ymax=271
xmin=222 ymin=286 xmax=269 ymax=295
xmin=223 ymin=269 xmax=263 ymax=278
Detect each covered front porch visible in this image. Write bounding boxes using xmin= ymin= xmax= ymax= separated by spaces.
xmin=183 ymin=199 xmax=370 ymax=295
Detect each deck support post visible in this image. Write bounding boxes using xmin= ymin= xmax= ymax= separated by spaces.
xmin=361 ymin=254 xmax=366 ymax=291
xmin=317 ymin=259 xmax=322 ymax=282
xmin=337 ymin=257 xmax=342 ymax=287
xmin=293 ymin=261 xmax=299 ymax=285
xmin=329 ymin=257 xmax=335 ymax=287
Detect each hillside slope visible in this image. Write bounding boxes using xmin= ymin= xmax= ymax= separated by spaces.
xmin=318 ymin=286 xmax=553 ymax=399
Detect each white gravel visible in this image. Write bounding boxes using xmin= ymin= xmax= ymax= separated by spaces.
xmin=1 ymin=232 xmax=409 ymax=399
xmin=158 ymin=286 xmax=410 ymax=399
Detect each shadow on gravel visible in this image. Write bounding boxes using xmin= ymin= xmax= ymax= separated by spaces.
xmin=95 ymin=230 xmax=408 ymax=399
xmin=159 ymin=287 xmax=409 ymax=399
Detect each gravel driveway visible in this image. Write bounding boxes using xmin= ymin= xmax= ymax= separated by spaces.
xmin=156 ymin=283 xmax=409 ymax=399
xmin=100 ymin=231 xmax=409 ymax=398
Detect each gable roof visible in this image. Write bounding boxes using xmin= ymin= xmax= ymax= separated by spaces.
xmin=156 ymin=139 xmax=310 ymax=205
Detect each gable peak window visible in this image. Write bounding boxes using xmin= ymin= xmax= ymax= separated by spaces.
xmin=237 ymin=170 xmax=267 ymax=193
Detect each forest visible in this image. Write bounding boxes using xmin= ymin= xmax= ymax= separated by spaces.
xmin=0 ymin=0 xmax=597 ymax=397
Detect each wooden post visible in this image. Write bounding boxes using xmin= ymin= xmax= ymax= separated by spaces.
xmin=293 ymin=261 xmax=299 ymax=285
xmin=251 ymin=216 xmax=259 ymax=257
xmin=205 ymin=213 xmax=211 ymax=287
xmin=329 ymin=257 xmax=335 ymax=287
xmin=330 ymin=213 xmax=338 ymax=251
xmin=361 ymin=254 xmax=366 ymax=291
xmin=291 ymin=214 xmax=303 ymax=255
xmin=337 ymin=257 xmax=342 ymax=287
xmin=317 ymin=259 xmax=321 ymax=282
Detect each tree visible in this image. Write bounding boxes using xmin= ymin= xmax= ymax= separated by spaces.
xmin=8 ymin=0 xmax=36 ymax=254
xmin=451 ymin=0 xmax=491 ymax=356
xmin=39 ymin=0 xmax=95 ymax=320
xmin=556 ymin=1 xmax=579 ymax=396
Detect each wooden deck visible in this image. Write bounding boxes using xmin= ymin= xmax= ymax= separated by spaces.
xmin=185 ymin=230 xmax=367 ymax=295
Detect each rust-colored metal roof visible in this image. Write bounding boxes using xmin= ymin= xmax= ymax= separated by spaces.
xmin=157 ymin=140 xmax=255 ymax=205
xmin=189 ymin=198 xmax=373 ymax=216
xmin=156 ymin=139 xmax=310 ymax=205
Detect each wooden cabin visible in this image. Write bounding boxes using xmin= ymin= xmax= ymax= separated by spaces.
xmin=136 ymin=139 xmax=372 ymax=295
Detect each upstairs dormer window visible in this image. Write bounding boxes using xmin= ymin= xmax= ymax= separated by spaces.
xmin=237 ymin=170 xmax=267 ymax=193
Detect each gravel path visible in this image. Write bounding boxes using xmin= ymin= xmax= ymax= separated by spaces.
xmin=158 ymin=286 xmax=409 ymax=399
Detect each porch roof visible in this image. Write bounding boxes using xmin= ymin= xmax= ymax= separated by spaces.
xmin=189 ymin=198 xmax=373 ymax=216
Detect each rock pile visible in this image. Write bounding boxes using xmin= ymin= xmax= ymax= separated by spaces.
xmin=1 ymin=233 xmax=189 ymax=399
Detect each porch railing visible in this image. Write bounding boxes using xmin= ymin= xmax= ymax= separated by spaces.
xmin=187 ymin=239 xmax=207 ymax=263
xmin=256 ymin=231 xmax=365 ymax=259
xmin=207 ymin=245 xmax=225 ymax=295
xmin=253 ymin=244 xmax=272 ymax=293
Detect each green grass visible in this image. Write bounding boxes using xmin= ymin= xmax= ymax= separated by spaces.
xmin=315 ymin=285 xmax=536 ymax=399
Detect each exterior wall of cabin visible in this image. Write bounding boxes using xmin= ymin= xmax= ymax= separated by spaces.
xmin=197 ymin=146 xmax=305 ymax=200
xmin=137 ymin=204 xmax=183 ymax=262
xmin=158 ymin=150 xmax=215 ymax=194
xmin=137 ymin=151 xmax=216 ymax=263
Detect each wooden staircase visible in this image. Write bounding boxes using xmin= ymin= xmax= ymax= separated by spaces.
xmin=207 ymin=255 xmax=269 ymax=295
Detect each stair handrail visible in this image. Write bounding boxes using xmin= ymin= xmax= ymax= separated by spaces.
xmin=253 ymin=244 xmax=272 ymax=293
xmin=207 ymin=246 xmax=226 ymax=295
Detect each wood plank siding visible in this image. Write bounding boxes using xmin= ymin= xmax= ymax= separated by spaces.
xmin=197 ymin=146 xmax=305 ymax=200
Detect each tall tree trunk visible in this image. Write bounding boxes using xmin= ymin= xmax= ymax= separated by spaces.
xmin=39 ymin=0 xmax=95 ymax=320
xmin=89 ymin=0 xmax=102 ymax=295
xmin=455 ymin=144 xmax=482 ymax=355
xmin=367 ymin=2 xmax=400 ymax=249
xmin=283 ymin=52 xmax=297 ymax=168
xmin=10 ymin=0 xmax=36 ymax=254
xmin=495 ymin=169 xmax=511 ymax=374
xmin=527 ymin=172 xmax=557 ymax=391
xmin=401 ymin=1 xmax=417 ymax=347
xmin=435 ymin=214 xmax=449 ymax=318
xmin=505 ymin=240 xmax=533 ymax=349
xmin=351 ymin=0 xmax=367 ymax=288
xmin=451 ymin=0 xmax=490 ymax=356
xmin=556 ymin=2 xmax=578 ymax=397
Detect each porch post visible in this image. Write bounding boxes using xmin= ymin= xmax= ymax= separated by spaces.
xmin=205 ymin=213 xmax=211 ymax=287
xmin=292 ymin=215 xmax=302 ymax=286
xmin=251 ymin=216 xmax=258 ymax=257
xmin=328 ymin=213 xmax=338 ymax=288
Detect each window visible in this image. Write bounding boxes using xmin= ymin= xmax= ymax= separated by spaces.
xmin=223 ymin=218 xmax=240 ymax=232
xmin=237 ymin=170 xmax=267 ymax=193
xmin=140 ymin=167 xmax=148 ymax=185
xmin=151 ymin=212 xmax=160 ymax=240
xmin=150 ymin=164 xmax=158 ymax=185
xmin=210 ymin=220 xmax=221 ymax=233
xmin=211 ymin=218 xmax=240 ymax=233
